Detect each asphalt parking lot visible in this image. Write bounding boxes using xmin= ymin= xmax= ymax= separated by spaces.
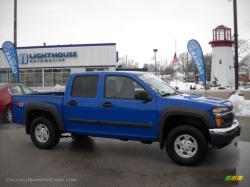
xmin=0 ymin=117 xmax=249 ymax=187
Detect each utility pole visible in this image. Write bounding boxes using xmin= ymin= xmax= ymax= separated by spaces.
xmin=233 ymin=0 xmax=239 ymax=90
xmin=125 ymin=55 xmax=128 ymax=68
xmin=153 ymin=49 xmax=158 ymax=75
xmin=14 ymin=0 xmax=17 ymax=48
xmin=186 ymin=52 xmax=189 ymax=77
xmin=14 ymin=0 xmax=19 ymax=83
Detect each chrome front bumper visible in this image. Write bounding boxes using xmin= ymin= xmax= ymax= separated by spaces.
xmin=209 ymin=119 xmax=240 ymax=135
xmin=209 ymin=119 xmax=241 ymax=147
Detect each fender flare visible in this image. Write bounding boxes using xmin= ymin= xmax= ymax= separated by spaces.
xmin=158 ymin=106 xmax=213 ymax=148
xmin=25 ymin=102 xmax=65 ymax=134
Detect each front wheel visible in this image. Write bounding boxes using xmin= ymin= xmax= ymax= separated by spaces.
xmin=166 ymin=125 xmax=208 ymax=166
xmin=30 ymin=117 xmax=60 ymax=149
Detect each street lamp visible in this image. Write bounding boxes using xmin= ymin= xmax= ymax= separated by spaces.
xmin=14 ymin=0 xmax=17 ymax=48
xmin=153 ymin=49 xmax=158 ymax=75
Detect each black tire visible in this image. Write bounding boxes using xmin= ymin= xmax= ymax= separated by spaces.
xmin=166 ymin=125 xmax=208 ymax=166
xmin=30 ymin=117 xmax=60 ymax=149
xmin=2 ymin=106 xmax=12 ymax=123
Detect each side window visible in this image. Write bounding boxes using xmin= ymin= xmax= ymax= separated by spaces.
xmin=11 ymin=85 xmax=23 ymax=95
xmin=105 ymin=76 xmax=145 ymax=99
xmin=71 ymin=75 xmax=99 ymax=98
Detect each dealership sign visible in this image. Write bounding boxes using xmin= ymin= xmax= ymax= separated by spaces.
xmin=187 ymin=39 xmax=206 ymax=84
xmin=18 ymin=51 xmax=77 ymax=64
xmin=2 ymin=41 xmax=19 ymax=83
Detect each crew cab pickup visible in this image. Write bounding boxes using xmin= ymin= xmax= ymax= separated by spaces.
xmin=12 ymin=72 xmax=241 ymax=165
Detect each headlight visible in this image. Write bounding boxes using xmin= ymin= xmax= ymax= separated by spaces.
xmin=212 ymin=107 xmax=228 ymax=127
xmin=212 ymin=107 xmax=228 ymax=114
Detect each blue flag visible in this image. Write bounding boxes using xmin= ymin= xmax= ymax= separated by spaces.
xmin=187 ymin=39 xmax=206 ymax=84
xmin=2 ymin=41 xmax=19 ymax=83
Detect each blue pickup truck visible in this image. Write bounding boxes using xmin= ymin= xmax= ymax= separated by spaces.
xmin=12 ymin=71 xmax=240 ymax=165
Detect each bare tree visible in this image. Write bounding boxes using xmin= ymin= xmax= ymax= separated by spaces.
xmin=204 ymin=53 xmax=212 ymax=81
xmin=163 ymin=66 xmax=174 ymax=77
xmin=177 ymin=52 xmax=189 ymax=74
xmin=126 ymin=59 xmax=139 ymax=68
xmin=233 ymin=39 xmax=250 ymax=60
xmin=120 ymin=57 xmax=139 ymax=68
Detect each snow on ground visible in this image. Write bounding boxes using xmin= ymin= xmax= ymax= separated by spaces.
xmin=169 ymin=79 xmax=250 ymax=92
xmin=49 ymin=84 xmax=65 ymax=92
xmin=169 ymin=80 xmax=203 ymax=91
xmin=229 ymin=94 xmax=250 ymax=116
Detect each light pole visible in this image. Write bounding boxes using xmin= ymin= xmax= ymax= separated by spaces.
xmin=14 ymin=0 xmax=19 ymax=83
xmin=233 ymin=0 xmax=239 ymax=90
xmin=14 ymin=0 xmax=17 ymax=48
xmin=153 ymin=49 xmax=158 ymax=75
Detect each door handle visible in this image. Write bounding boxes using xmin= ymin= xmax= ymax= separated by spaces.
xmin=67 ymin=100 xmax=78 ymax=106
xmin=102 ymin=102 xmax=113 ymax=108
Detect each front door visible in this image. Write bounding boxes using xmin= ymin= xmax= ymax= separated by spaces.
xmin=99 ymin=75 xmax=157 ymax=140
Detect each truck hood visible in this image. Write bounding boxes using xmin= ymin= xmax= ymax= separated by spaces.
xmin=167 ymin=94 xmax=232 ymax=108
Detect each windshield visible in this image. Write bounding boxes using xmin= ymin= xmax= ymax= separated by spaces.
xmin=138 ymin=73 xmax=177 ymax=96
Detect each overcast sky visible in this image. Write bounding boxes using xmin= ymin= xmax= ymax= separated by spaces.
xmin=0 ymin=0 xmax=250 ymax=66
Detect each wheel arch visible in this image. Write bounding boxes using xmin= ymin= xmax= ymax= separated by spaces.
xmin=25 ymin=102 xmax=65 ymax=134
xmin=158 ymin=107 xmax=212 ymax=149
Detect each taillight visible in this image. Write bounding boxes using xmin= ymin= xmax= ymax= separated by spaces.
xmin=15 ymin=102 xmax=24 ymax=107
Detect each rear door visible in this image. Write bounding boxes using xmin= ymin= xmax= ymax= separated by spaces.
xmin=63 ymin=74 xmax=100 ymax=134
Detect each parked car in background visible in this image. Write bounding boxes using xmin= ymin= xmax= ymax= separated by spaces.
xmin=0 ymin=83 xmax=34 ymax=123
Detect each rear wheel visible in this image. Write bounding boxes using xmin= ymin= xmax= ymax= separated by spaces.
xmin=166 ymin=125 xmax=208 ymax=166
xmin=30 ymin=117 xmax=60 ymax=149
xmin=2 ymin=106 xmax=12 ymax=123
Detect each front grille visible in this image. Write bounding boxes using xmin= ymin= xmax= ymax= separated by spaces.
xmin=227 ymin=105 xmax=233 ymax=111
xmin=222 ymin=111 xmax=234 ymax=127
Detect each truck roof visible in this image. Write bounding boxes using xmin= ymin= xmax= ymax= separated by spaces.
xmin=72 ymin=71 xmax=147 ymax=76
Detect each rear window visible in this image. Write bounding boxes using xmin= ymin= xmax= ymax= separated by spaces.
xmin=71 ymin=75 xmax=99 ymax=98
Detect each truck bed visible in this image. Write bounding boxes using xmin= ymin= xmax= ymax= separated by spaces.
xmin=12 ymin=92 xmax=64 ymax=125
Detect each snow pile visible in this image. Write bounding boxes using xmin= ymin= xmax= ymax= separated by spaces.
xmin=49 ymin=84 xmax=65 ymax=92
xmin=169 ymin=80 xmax=203 ymax=91
xmin=228 ymin=94 xmax=250 ymax=116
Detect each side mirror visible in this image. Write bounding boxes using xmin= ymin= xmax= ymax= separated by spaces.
xmin=135 ymin=90 xmax=151 ymax=101
xmin=175 ymin=86 xmax=179 ymax=90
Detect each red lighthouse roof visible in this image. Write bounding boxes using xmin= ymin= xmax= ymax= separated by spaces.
xmin=209 ymin=25 xmax=234 ymax=47
xmin=215 ymin=25 xmax=230 ymax=29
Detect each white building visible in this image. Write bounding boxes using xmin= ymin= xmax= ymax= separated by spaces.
xmin=0 ymin=43 xmax=117 ymax=89
xmin=209 ymin=25 xmax=235 ymax=87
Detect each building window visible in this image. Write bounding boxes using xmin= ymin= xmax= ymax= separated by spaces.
xmin=62 ymin=69 xmax=71 ymax=85
xmin=34 ymin=69 xmax=43 ymax=87
xmin=0 ymin=70 xmax=8 ymax=83
xmin=44 ymin=69 xmax=53 ymax=87
xmin=53 ymin=69 xmax=62 ymax=86
xmin=1 ymin=68 xmax=71 ymax=87
xmin=20 ymin=70 xmax=26 ymax=85
xmin=26 ymin=69 xmax=33 ymax=87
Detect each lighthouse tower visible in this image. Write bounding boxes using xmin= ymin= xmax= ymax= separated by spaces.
xmin=209 ymin=25 xmax=234 ymax=87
